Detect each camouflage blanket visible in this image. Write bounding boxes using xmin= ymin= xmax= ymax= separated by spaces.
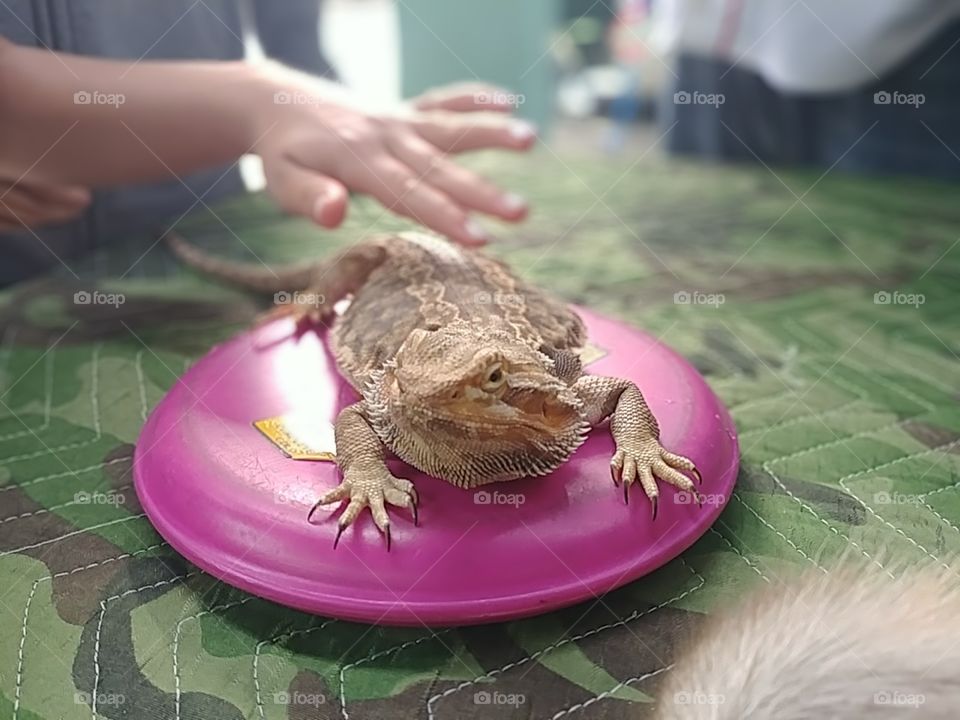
xmin=1 ymin=150 xmax=958 ymax=719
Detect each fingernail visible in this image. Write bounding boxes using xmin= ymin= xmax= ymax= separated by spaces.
xmin=499 ymin=193 xmax=527 ymax=214
xmin=510 ymin=121 xmax=537 ymax=143
xmin=464 ymin=218 xmax=489 ymax=244
xmin=312 ymin=196 xmax=326 ymax=222
xmin=66 ymin=187 xmax=92 ymax=205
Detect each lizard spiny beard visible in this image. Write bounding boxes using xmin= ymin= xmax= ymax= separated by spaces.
xmin=363 ymin=368 xmax=590 ymax=488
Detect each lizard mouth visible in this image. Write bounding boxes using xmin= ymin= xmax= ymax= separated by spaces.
xmin=381 ymin=365 xmax=582 ymax=437
xmin=427 ymin=388 xmax=581 ymax=438
xmin=503 ymin=388 xmax=580 ymax=431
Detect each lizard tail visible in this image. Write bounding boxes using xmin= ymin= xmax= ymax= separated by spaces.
xmin=164 ymin=232 xmax=316 ymax=295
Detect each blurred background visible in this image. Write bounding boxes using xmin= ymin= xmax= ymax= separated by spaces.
xmin=315 ymin=0 xmax=960 ymax=175
xmin=318 ymin=0 xmax=661 ymax=152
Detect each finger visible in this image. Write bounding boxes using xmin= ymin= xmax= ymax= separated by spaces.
xmin=31 ymin=202 xmax=91 ymax=228
xmin=408 ymin=112 xmax=537 ymax=154
xmin=0 ymin=200 xmax=37 ymax=230
xmin=266 ymin=159 xmax=348 ymax=228
xmin=386 ymin=130 xmax=527 ymax=222
xmin=15 ymin=181 xmax=91 ymax=208
xmin=413 ymin=83 xmax=519 ymax=114
xmin=354 ymin=155 xmax=489 ymax=247
xmin=0 ymin=198 xmax=63 ymax=230
xmin=0 ymin=185 xmax=89 ymax=226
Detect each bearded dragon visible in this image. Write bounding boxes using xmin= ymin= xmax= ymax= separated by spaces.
xmin=168 ymin=231 xmax=702 ymax=549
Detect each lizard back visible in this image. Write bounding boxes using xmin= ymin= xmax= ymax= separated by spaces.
xmin=330 ymin=233 xmax=585 ymax=390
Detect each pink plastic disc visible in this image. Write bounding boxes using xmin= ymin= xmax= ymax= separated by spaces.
xmin=133 ymin=308 xmax=738 ymax=626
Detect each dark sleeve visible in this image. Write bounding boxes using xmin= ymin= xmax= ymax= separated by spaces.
xmin=251 ymin=0 xmax=338 ymax=79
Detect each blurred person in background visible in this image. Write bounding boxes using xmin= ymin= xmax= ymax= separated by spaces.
xmin=604 ymin=0 xmax=652 ymax=152
xmin=0 ymin=1 xmax=535 ymax=286
xmin=655 ymin=0 xmax=960 ymax=178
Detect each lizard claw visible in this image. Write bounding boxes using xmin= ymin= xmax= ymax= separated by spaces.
xmin=610 ymin=442 xmax=700 ymax=517
xmin=312 ymin=469 xmax=419 ymax=549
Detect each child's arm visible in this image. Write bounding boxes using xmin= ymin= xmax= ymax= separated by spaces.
xmin=0 ymin=39 xmax=535 ymax=244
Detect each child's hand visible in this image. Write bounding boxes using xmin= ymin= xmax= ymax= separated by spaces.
xmin=0 ymin=44 xmax=532 ymax=247
xmin=0 ymin=178 xmax=91 ymax=232
xmin=253 ymin=74 xmax=535 ymax=246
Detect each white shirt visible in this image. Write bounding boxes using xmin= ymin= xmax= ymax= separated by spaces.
xmin=653 ymin=0 xmax=960 ymax=93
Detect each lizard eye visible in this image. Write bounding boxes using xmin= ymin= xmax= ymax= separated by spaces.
xmin=482 ymin=364 xmax=505 ymax=392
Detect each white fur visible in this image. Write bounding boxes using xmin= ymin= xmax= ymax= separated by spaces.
xmin=657 ymin=560 xmax=960 ymax=718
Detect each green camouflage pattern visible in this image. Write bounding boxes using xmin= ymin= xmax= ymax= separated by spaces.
xmin=1 ymin=150 xmax=958 ymax=719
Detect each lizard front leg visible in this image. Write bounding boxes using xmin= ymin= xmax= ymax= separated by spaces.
xmin=574 ymin=375 xmax=701 ymax=518
xmin=308 ymin=402 xmax=417 ymax=549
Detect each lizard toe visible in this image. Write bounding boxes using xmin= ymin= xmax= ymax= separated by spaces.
xmin=610 ymin=440 xmax=699 ymax=514
xmin=316 ymin=469 xmax=420 ymax=548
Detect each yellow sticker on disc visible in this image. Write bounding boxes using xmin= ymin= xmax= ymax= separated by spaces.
xmin=253 ymin=412 xmax=337 ymax=462
xmin=579 ymin=341 xmax=608 ymax=366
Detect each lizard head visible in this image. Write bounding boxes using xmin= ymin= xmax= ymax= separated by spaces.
xmin=366 ymin=321 xmax=588 ymax=486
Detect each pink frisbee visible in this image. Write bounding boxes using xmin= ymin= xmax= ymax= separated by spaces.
xmin=133 ymin=308 xmax=738 ymax=626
